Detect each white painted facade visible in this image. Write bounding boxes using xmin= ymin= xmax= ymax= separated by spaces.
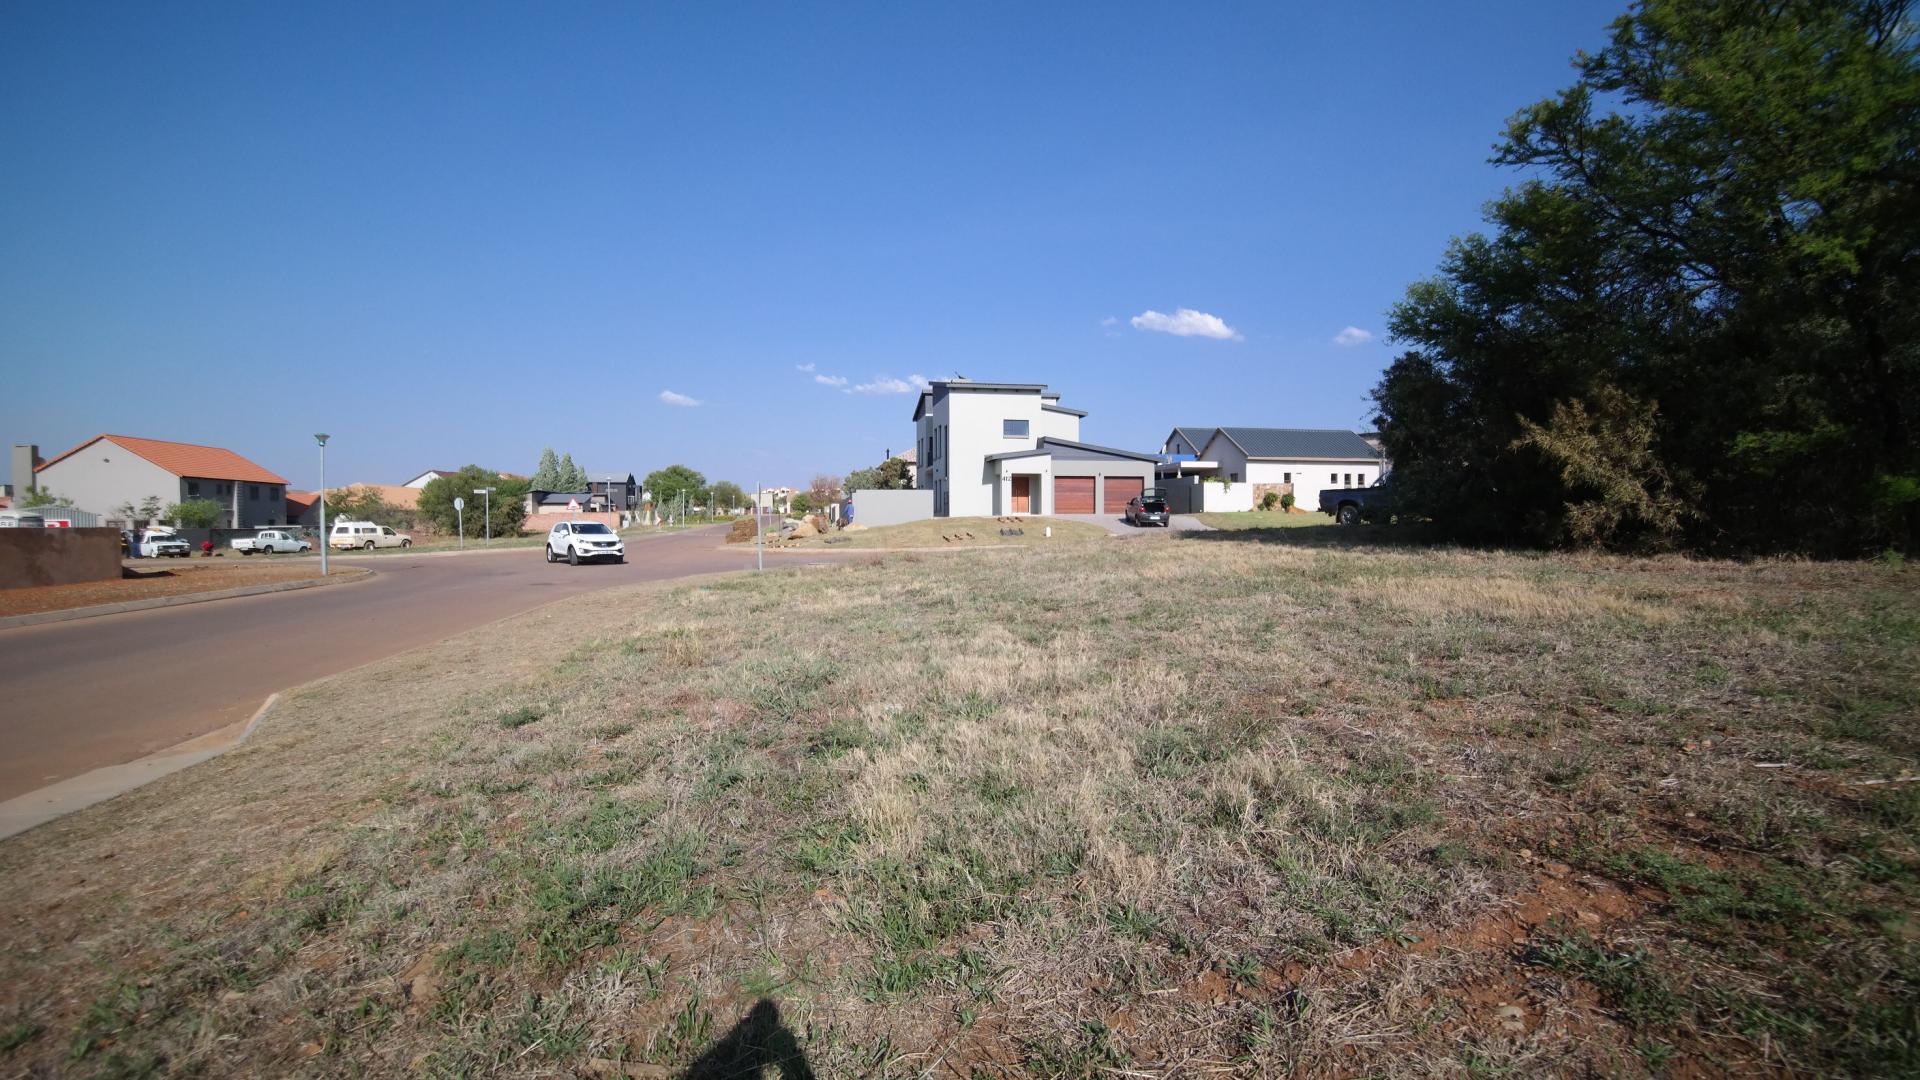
xmin=914 ymin=383 xmax=1081 ymax=517
xmin=1197 ymin=431 xmax=1381 ymax=511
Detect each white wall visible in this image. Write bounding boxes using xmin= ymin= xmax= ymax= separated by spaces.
xmin=35 ymin=439 xmax=182 ymax=520
xmin=1038 ymin=408 xmax=1081 ymax=443
xmin=1245 ymin=461 xmax=1379 ymax=512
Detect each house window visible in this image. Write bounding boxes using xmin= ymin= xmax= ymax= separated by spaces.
xmin=1283 ymin=472 xmax=1292 ymax=484
xmin=187 ymin=481 xmax=200 ymax=497
xmin=1003 ymin=419 xmax=1028 ymax=438
xmin=249 ymin=485 xmax=260 ymax=500
xmin=1330 ymin=473 xmax=1338 ymax=484
xmin=1230 ymin=472 xmax=1240 ymax=482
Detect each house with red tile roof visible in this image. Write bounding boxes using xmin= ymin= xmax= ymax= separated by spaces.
xmin=26 ymin=435 xmax=291 ymax=528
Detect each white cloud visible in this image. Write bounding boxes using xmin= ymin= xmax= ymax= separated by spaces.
xmin=813 ymin=373 xmax=849 ymax=387
xmin=795 ymin=362 xmax=816 ymax=372
xmin=1130 ymin=308 xmax=1241 ymax=341
xmin=658 ymin=389 xmax=701 ymax=407
xmin=1099 ymin=316 xmax=1118 ymax=327
xmin=1332 ymin=326 xmax=1375 ymax=347
xmin=851 ymin=374 xmax=932 ymax=395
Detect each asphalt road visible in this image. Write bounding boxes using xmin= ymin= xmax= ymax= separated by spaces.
xmin=0 ymin=526 xmax=787 ymax=800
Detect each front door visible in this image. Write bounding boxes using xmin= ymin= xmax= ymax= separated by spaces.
xmin=1011 ymin=475 xmax=1031 ymax=514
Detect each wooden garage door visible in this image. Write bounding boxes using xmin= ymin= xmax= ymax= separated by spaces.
xmin=1104 ymin=477 xmax=1143 ymax=513
xmin=1055 ymin=476 xmax=1095 ymax=514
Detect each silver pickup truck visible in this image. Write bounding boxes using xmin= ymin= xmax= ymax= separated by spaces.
xmin=231 ymin=529 xmax=312 ymax=555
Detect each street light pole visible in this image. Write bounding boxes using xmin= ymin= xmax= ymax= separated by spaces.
xmin=314 ymin=433 xmax=329 ymax=578
xmin=755 ymin=480 xmax=763 ymax=572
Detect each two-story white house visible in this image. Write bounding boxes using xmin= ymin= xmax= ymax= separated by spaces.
xmin=912 ymin=380 xmax=1158 ymax=517
xmin=1157 ymin=426 xmax=1387 ymax=512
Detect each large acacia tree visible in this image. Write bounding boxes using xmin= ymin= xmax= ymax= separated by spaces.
xmin=1374 ymin=0 xmax=1918 ymax=554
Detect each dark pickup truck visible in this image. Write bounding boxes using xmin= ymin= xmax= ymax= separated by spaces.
xmin=1319 ymin=479 xmax=1392 ymax=524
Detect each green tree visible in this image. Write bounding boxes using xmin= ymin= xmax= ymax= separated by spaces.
xmin=845 ymin=456 xmax=912 ymax=491
xmin=139 ymin=495 xmax=163 ymax=521
xmin=789 ymin=492 xmax=813 ymax=514
xmin=643 ymin=465 xmax=706 ymax=510
xmin=18 ymin=485 xmax=66 ymax=508
xmin=166 ymin=499 xmax=226 ymax=528
xmin=558 ymin=453 xmax=587 ymax=491
xmin=709 ymin=481 xmax=745 ymax=512
xmin=1373 ymin=0 xmax=1920 ymax=554
xmin=326 ymin=485 xmax=416 ymax=530
xmin=531 ymin=448 xmax=562 ymax=490
xmin=417 ymin=466 xmax=529 ymax=537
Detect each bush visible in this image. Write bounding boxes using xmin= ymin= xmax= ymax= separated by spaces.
xmin=166 ymin=499 xmax=226 ymax=528
xmin=1280 ymin=492 xmax=1295 ymax=511
xmin=1260 ymin=491 xmax=1280 ymax=511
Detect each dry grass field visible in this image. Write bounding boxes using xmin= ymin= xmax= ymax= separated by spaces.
xmin=0 ymin=532 xmax=1915 ymax=1078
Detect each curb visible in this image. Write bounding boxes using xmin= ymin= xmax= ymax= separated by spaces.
xmin=0 ymin=567 xmax=374 ymax=631
xmin=0 ymin=694 xmax=281 ymax=841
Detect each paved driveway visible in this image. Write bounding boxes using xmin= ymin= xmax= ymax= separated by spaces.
xmin=1056 ymin=514 xmax=1212 ymax=535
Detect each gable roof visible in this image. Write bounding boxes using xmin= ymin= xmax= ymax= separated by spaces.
xmin=39 ymin=434 xmax=288 ymax=484
xmin=985 ymin=437 xmax=1159 ymax=464
xmin=1212 ymin=427 xmax=1381 ymax=460
xmin=339 ymin=483 xmax=421 ymax=509
xmin=535 ymin=491 xmax=592 ymax=505
xmin=1166 ymin=426 xmax=1215 ymax=453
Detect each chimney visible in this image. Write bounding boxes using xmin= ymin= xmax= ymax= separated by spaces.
xmin=11 ymin=445 xmax=40 ymax=495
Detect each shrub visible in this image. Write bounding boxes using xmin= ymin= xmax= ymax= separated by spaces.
xmin=1260 ymin=491 xmax=1280 ymax=511
xmin=1280 ymin=492 xmax=1295 ymax=511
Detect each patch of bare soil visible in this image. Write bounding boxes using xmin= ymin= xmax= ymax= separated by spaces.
xmin=0 ymin=558 xmax=362 ymax=616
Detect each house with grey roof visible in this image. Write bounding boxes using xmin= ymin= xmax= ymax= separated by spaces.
xmin=1158 ymin=426 xmax=1387 ymax=513
xmin=912 ymin=380 xmax=1156 ymax=517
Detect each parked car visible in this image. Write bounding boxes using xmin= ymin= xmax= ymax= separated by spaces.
xmin=1125 ymin=490 xmax=1170 ymax=527
xmin=1319 ymin=478 xmax=1393 ymax=525
xmin=0 ymin=511 xmax=45 ymax=528
xmin=329 ymin=520 xmax=412 ymax=550
xmin=545 ymin=521 xmax=624 ymax=565
xmin=138 ymin=529 xmax=191 ymax=558
xmin=232 ymin=529 xmax=312 ymax=555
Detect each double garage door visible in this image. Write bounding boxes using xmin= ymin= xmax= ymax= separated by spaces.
xmin=1054 ymin=476 xmax=1144 ymax=514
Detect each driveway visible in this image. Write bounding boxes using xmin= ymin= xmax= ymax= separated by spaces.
xmin=0 ymin=525 xmax=802 ymax=801
xmin=1054 ymin=514 xmax=1213 ymax=535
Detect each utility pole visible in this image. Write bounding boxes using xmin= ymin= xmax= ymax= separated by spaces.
xmin=755 ymin=480 xmax=763 ymax=572
xmin=314 ymin=434 xmax=329 ymax=578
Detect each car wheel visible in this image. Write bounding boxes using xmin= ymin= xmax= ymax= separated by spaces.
xmin=401 ymin=539 xmax=411 ymax=548
xmin=1336 ymin=504 xmax=1360 ymax=525
xmin=545 ymin=545 xmax=556 ymax=563
xmin=567 ymin=547 xmax=579 ymax=566
xmin=364 ymin=540 xmax=376 ymax=550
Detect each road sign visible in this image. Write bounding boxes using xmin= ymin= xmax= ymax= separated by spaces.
xmin=453 ymin=496 xmax=465 ymax=511
xmin=45 ymin=519 xmax=71 ymax=528
xmin=566 ymin=498 xmax=581 ymax=512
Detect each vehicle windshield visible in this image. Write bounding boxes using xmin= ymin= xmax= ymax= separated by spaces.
xmin=573 ymin=523 xmax=613 ymax=535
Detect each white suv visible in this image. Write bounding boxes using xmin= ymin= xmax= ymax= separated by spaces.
xmin=546 ymin=521 xmax=624 ymax=565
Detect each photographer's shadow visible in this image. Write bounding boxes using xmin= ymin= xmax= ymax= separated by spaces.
xmin=681 ymin=999 xmax=814 ymax=1080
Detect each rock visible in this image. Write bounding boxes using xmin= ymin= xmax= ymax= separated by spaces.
xmin=788 ymin=520 xmax=818 ymax=538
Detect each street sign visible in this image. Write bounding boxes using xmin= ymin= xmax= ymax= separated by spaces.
xmin=453 ymin=496 xmax=465 ymax=511
xmin=566 ymin=498 xmax=581 ymax=512
xmin=45 ymin=519 xmax=71 ymax=528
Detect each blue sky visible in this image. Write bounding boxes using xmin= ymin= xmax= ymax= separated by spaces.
xmin=1 ymin=1 xmax=1625 ymax=491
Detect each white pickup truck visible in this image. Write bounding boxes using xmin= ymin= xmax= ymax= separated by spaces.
xmin=231 ymin=529 xmax=312 ymax=555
